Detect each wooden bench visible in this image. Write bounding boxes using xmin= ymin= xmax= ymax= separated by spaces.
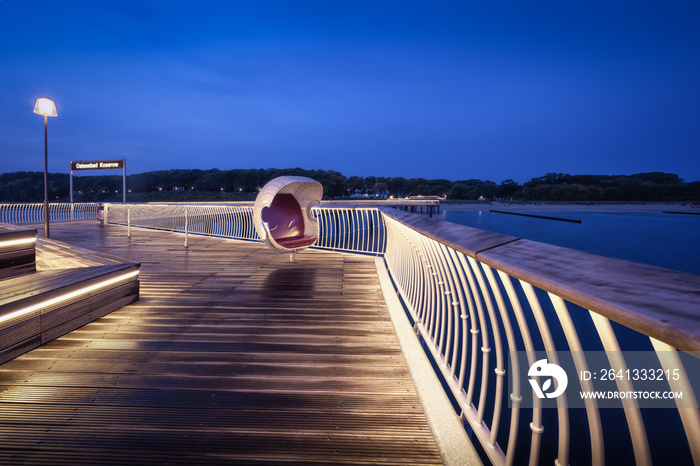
xmin=0 ymin=228 xmax=37 ymax=280
xmin=0 ymin=223 xmax=139 ymax=365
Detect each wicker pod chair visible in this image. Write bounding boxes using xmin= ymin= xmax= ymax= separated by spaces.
xmin=253 ymin=176 xmax=323 ymax=260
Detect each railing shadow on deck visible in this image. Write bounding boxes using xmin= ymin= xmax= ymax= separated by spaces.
xmin=3 ymin=201 xmax=699 ymax=465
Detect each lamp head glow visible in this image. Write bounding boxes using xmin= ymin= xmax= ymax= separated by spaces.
xmin=33 ymin=98 xmax=57 ymax=117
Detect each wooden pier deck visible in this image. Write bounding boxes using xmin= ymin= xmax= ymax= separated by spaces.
xmin=0 ymin=221 xmax=443 ymax=464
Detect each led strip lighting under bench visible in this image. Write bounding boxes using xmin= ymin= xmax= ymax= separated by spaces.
xmin=0 ymin=263 xmax=139 ymax=365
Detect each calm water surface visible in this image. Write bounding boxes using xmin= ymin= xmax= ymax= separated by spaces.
xmin=436 ymin=209 xmax=700 ymax=275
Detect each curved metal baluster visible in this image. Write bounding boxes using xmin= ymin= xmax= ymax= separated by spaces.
xmin=325 ymin=208 xmax=332 ymax=248
xmin=340 ymin=208 xmax=347 ymax=250
xmin=472 ymin=261 xmax=508 ymax=432
xmin=347 ymin=208 xmax=354 ymax=251
xmin=465 ymin=256 xmax=493 ymax=425
xmin=327 ymin=208 xmax=333 ymax=247
xmin=649 ymin=337 xmax=700 ymax=465
xmin=377 ymin=209 xmax=384 ymax=254
xmin=361 ymin=209 xmax=367 ymax=252
xmin=521 ymin=281 xmax=569 ymax=466
xmin=392 ymin=224 xmax=412 ymax=316
xmin=369 ymin=209 xmax=375 ymax=253
xmin=323 ymin=209 xmax=332 ymax=249
xmin=326 ymin=208 xmax=334 ymax=248
xmin=412 ymin=232 xmax=432 ymax=336
xmin=364 ymin=209 xmax=371 ymax=252
xmin=449 ymin=249 xmax=476 ymax=392
xmin=442 ymin=247 xmax=465 ymax=379
xmin=360 ymin=209 xmax=366 ymax=251
xmin=549 ymin=294 xmax=604 ymax=466
xmin=239 ymin=206 xmax=245 ymax=238
xmin=344 ymin=208 xmax=350 ymax=250
xmin=345 ymin=209 xmax=352 ymax=251
xmin=320 ymin=208 xmax=328 ymax=248
xmin=399 ymin=222 xmax=425 ymax=327
xmin=455 ymin=253 xmax=481 ymax=406
xmin=337 ymin=208 xmax=342 ymax=248
xmin=498 ymin=272 xmax=542 ymax=466
xmin=435 ymin=243 xmax=454 ymax=357
xmin=437 ymin=243 xmax=458 ymax=364
xmin=410 ymin=233 xmax=425 ymax=325
xmin=353 ymin=209 xmax=360 ymax=251
xmin=482 ymin=265 xmax=521 ymax=465
xmin=387 ymin=220 xmax=417 ymax=322
xmin=589 ymin=312 xmax=651 ymax=466
xmin=426 ymin=239 xmax=449 ymax=355
xmin=410 ymin=234 xmax=425 ymax=325
xmin=340 ymin=208 xmax=347 ymax=251
xmin=417 ymin=232 xmax=439 ymax=344
xmin=388 ymin=223 xmax=406 ymax=308
xmin=396 ymin=229 xmax=410 ymax=309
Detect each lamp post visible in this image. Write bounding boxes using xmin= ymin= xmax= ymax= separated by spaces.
xmin=33 ymin=98 xmax=57 ymax=238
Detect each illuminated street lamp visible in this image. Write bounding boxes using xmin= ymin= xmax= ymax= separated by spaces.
xmin=33 ymin=98 xmax=57 ymax=238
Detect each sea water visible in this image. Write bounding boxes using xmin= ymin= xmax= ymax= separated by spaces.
xmin=436 ymin=209 xmax=700 ymax=275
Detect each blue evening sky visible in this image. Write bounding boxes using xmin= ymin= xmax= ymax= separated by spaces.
xmin=1 ymin=1 xmax=699 ymax=183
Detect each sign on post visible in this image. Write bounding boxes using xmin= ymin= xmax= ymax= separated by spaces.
xmin=70 ymin=159 xmax=126 ymax=203
xmin=71 ymin=160 xmax=124 ymax=171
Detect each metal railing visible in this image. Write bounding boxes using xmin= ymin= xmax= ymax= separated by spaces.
xmin=379 ymin=207 xmax=700 ymax=466
xmin=103 ymin=203 xmax=385 ymax=255
xmin=106 ymin=204 xmax=258 ymax=241
xmin=313 ymin=207 xmax=385 ymax=254
xmin=4 ymin=201 xmax=698 ymax=464
xmin=0 ymin=203 xmax=100 ymax=224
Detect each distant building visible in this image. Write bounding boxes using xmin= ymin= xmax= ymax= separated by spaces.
xmin=374 ymin=189 xmax=389 ymax=199
xmin=172 ymin=187 xmax=185 ymax=192
xmin=349 ymin=187 xmax=389 ymax=199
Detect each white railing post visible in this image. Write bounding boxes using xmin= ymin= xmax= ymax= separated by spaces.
xmin=184 ymin=208 xmax=189 ymax=248
xmin=127 ymin=208 xmax=131 ymax=238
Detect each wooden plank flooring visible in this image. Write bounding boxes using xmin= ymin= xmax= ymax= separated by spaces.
xmin=0 ymin=221 xmax=442 ymax=465
xmin=35 ymin=235 xmax=131 ymax=270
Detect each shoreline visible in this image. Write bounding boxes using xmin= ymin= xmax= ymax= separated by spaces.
xmin=440 ymin=202 xmax=698 ymax=212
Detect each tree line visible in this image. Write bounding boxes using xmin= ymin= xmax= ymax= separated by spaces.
xmin=0 ymin=168 xmax=697 ymax=203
